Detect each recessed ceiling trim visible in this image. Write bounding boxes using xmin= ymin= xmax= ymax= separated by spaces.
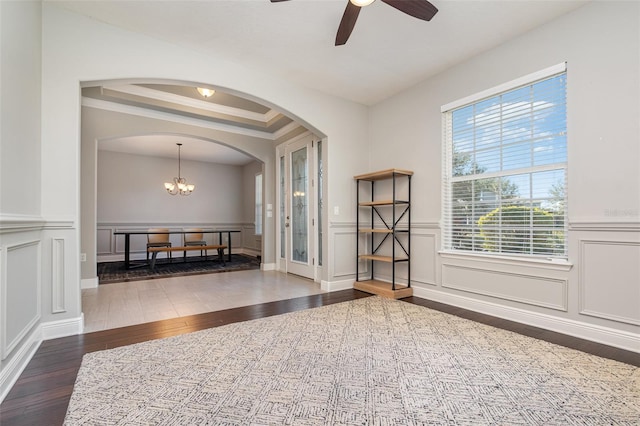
xmin=102 ymin=83 xmax=274 ymax=123
xmin=264 ymin=109 xmax=281 ymax=122
xmin=82 ymin=97 xmax=275 ymax=140
xmin=274 ymin=121 xmax=305 ymax=139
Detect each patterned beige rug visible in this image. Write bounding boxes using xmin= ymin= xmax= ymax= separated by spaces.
xmin=64 ymin=297 xmax=639 ymax=425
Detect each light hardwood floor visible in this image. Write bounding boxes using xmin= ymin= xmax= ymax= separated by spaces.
xmin=82 ymin=270 xmax=325 ymax=332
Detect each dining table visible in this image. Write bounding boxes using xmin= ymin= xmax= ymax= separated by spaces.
xmin=113 ymin=229 xmax=241 ymax=269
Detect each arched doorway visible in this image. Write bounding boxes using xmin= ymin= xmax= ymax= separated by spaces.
xmin=79 ymin=79 xmax=326 ymax=329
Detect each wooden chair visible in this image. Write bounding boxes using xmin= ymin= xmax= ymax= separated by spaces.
xmin=183 ymin=228 xmax=207 ymax=257
xmin=147 ymin=228 xmax=172 ymax=262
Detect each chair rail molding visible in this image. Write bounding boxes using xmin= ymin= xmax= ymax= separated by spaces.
xmin=569 ymin=218 xmax=640 ymax=232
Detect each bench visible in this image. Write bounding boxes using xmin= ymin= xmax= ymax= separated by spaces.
xmin=147 ymin=245 xmax=227 ymax=271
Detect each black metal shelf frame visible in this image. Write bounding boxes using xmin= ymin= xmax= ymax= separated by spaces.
xmin=356 ymin=170 xmax=412 ymax=290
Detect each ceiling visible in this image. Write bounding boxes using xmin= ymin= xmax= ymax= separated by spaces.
xmin=83 ymin=83 xmax=303 ymax=165
xmin=68 ymin=0 xmax=588 ymax=164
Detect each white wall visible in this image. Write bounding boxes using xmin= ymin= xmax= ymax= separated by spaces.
xmin=368 ymin=1 xmax=640 ymax=350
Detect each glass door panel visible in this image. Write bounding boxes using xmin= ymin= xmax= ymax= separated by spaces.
xmin=291 ymin=147 xmax=308 ymax=263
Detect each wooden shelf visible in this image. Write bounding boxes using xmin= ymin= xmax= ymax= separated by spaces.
xmin=355 ymin=168 xmax=412 ymax=297
xmin=354 ymin=168 xmax=414 ymax=182
xmin=359 ymin=254 xmax=408 ymax=263
xmin=359 ymin=200 xmax=409 ymax=206
xmin=359 ymin=228 xmax=392 ymax=234
xmin=354 ymin=280 xmax=413 ymax=299
xmin=358 ymin=229 xmax=408 ymax=233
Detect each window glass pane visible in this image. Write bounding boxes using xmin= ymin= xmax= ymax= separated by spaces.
xmin=502 ymin=87 xmax=532 ymax=145
xmin=291 ymin=147 xmax=308 ymax=263
xmin=532 ymin=169 xmax=564 ymax=199
xmin=504 ymin=173 xmax=530 ymax=200
xmin=452 ymin=151 xmax=476 ymax=177
xmin=452 ymin=105 xmax=474 ymax=135
xmin=475 ymin=97 xmax=502 ymax=150
xmin=475 ymin=148 xmax=501 ymax=173
xmin=502 ymin=142 xmax=531 ymax=171
xmin=533 ymin=135 xmax=566 ymax=166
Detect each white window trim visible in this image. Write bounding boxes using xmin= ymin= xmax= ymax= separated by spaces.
xmin=441 ymin=62 xmax=567 ymax=113
xmin=439 ymin=250 xmax=573 ymax=272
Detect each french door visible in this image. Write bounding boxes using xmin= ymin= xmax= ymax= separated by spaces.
xmin=279 ymin=135 xmax=316 ymax=279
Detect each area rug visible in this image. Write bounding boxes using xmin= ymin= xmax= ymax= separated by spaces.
xmin=64 ymin=297 xmax=640 ymax=425
xmin=97 ymin=254 xmax=260 ymax=284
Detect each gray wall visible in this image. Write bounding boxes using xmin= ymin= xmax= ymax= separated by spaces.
xmin=80 ymin=106 xmax=274 ymax=281
xmin=241 ymin=161 xmax=264 ymax=256
xmin=93 ymin=150 xmax=261 ymax=264
xmin=2 ymin=0 xmax=638 ymax=404
xmin=1 ymin=1 xmax=41 ymax=215
xmin=97 ymin=150 xmax=245 ymax=224
xmin=0 ymin=0 xmax=46 ymax=402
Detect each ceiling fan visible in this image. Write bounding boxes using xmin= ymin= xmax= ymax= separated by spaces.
xmin=270 ymin=0 xmax=438 ymax=46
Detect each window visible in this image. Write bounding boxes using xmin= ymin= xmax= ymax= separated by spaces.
xmin=255 ymin=173 xmax=263 ymax=235
xmin=442 ymin=64 xmax=567 ymax=258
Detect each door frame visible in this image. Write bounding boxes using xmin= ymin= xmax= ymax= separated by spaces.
xmin=275 ymin=132 xmax=321 ymax=281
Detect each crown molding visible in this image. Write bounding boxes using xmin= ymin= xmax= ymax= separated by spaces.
xmin=82 ymin=97 xmax=275 ymax=140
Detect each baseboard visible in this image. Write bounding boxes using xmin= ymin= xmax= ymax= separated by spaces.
xmin=261 ymin=262 xmax=276 ymax=271
xmin=321 ymin=278 xmax=354 ymax=292
xmin=412 ymin=286 xmax=640 ymax=354
xmin=41 ymin=315 xmax=84 ymax=340
xmin=240 ymin=247 xmax=261 ymax=258
xmin=0 ymin=327 xmax=42 ymax=404
xmin=81 ymin=277 xmax=99 ymax=289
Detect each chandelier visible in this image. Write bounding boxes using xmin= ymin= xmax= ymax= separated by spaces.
xmin=164 ymin=143 xmax=195 ymax=196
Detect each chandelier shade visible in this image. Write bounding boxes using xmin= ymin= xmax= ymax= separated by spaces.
xmin=164 ymin=143 xmax=195 ymax=196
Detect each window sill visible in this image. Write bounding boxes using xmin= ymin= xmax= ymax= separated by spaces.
xmin=438 ymin=250 xmax=573 ymax=272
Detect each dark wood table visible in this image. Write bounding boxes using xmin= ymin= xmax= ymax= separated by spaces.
xmin=113 ymin=230 xmax=241 ymax=269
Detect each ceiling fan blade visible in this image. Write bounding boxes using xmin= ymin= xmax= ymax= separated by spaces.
xmin=381 ymin=0 xmax=438 ymax=21
xmin=335 ymin=1 xmax=361 ymax=46
xmin=270 ymin=0 xmax=290 ymax=2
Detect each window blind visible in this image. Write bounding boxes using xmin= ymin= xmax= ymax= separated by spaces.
xmin=442 ymin=66 xmax=567 ymax=258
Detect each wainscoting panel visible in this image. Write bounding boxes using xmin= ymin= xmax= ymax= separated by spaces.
xmin=442 ymin=264 xmax=567 ymax=311
xmin=2 ymin=241 xmax=41 ymax=360
xmin=96 ymin=228 xmax=113 ymax=255
xmin=51 ymin=238 xmax=66 ymax=313
xmin=333 ymin=230 xmax=357 ymax=278
xmin=411 ymin=232 xmax=437 ymax=286
xmin=580 ymin=239 xmax=640 ymax=325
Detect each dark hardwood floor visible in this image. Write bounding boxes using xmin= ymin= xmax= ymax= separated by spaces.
xmin=1 ymin=289 xmax=638 ymax=426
